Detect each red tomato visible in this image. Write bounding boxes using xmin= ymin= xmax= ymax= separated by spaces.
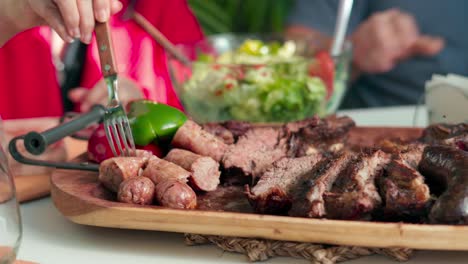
xmin=308 ymin=51 xmax=335 ymax=99
xmin=137 ymin=143 xmax=163 ymax=157
xmin=88 ymin=124 xmax=164 ymax=163
xmin=87 ymin=124 xmax=114 ymax=163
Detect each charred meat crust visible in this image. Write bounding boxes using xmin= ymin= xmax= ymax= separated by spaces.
xmin=419 ymin=146 xmax=468 ymax=225
xmin=325 ymin=150 xmax=391 ymax=220
xmin=379 ymin=158 xmax=432 ymax=221
xmin=287 ymin=115 xmax=355 ymax=157
xmin=420 ymin=123 xmax=468 ymax=144
xmin=289 ymin=152 xmax=354 ymax=218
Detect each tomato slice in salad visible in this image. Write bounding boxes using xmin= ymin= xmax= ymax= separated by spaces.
xmin=308 ymin=51 xmax=335 ymax=99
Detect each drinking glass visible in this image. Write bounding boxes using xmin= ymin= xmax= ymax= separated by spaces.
xmin=0 ymin=117 xmax=22 ymax=264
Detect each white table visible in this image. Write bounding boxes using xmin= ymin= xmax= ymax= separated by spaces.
xmin=17 ymin=106 xmax=468 ymax=264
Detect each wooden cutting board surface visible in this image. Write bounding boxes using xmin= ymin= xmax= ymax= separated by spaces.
xmin=14 ymin=138 xmax=87 ymax=203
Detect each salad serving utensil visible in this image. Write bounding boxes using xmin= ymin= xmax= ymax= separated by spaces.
xmin=330 ymin=0 xmax=354 ymax=58
xmin=121 ymin=2 xmax=191 ymax=66
xmin=94 ymin=22 xmax=136 ymax=157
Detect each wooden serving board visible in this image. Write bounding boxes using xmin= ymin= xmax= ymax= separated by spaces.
xmin=50 ymin=127 xmax=468 ymax=251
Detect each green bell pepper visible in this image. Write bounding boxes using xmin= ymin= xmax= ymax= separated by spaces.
xmin=127 ymin=100 xmax=187 ymax=146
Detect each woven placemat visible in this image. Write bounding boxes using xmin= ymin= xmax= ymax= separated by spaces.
xmin=185 ymin=234 xmax=413 ymax=264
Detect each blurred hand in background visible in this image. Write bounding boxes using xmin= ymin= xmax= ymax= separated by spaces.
xmin=351 ymin=9 xmax=444 ymax=74
xmin=68 ymin=76 xmax=145 ymax=112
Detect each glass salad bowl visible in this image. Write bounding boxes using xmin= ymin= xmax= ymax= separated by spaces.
xmin=168 ymin=34 xmax=352 ymax=123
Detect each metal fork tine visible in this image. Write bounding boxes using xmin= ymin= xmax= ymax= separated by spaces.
xmin=110 ymin=121 xmax=124 ymax=156
xmin=104 ymin=120 xmax=118 ymax=157
xmin=123 ymin=118 xmax=136 ymax=153
xmin=117 ymin=117 xmax=130 ymax=156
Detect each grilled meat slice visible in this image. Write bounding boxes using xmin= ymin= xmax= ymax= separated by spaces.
xmin=325 ymin=150 xmax=391 ymax=220
xmin=245 ymin=154 xmax=323 ymax=215
xmin=442 ymin=134 xmax=468 ymax=151
xmin=198 ymin=186 xmax=253 ymax=213
xmin=289 ymin=152 xmax=354 ymax=218
xmin=420 ymin=123 xmax=468 ymax=144
xmin=202 ymin=123 xmax=235 ymax=145
xmin=380 ymin=158 xmax=432 ymax=221
xmin=287 ymin=115 xmax=355 ymax=157
xmin=222 ymin=127 xmax=287 ymax=178
xmin=222 ymin=120 xmax=253 ymax=140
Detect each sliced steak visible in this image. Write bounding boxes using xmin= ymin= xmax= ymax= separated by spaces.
xmin=171 ymin=120 xmax=228 ymax=162
xmin=222 ymin=127 xmax=287 ymax=178
xmin=222 ymin=120 xmax=253 ymax=140
xmin=198 ymin=186 xmax=253 ymax=213
xmin=442 ymin=134 xmax=468 ymax=151
xmin=245 ymin=154 xmax=323 ymax=215
xmin=325 ymin=150 xmax=391 ymax=220
xmin=164 ymin=149 xmax=220 ymax=192
xmin=289 ymin=152 xmax=354 ymax=218
xmin=283 ymin=116 xmax=321 ymax=134
xmin=420 ymin=123 xmax=468 ymax=144
xmin=288 ymin=115 xmax=355 ymax=157
xmin=202 ymin=123 xmax=235 ymax=144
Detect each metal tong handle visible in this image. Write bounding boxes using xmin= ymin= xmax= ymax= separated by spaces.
xmin=8 ymin=105 xmax=106 ymax=171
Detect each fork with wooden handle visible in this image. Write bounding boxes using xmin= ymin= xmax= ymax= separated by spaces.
xmin=94 ymin=21 xmax=136 ymax=157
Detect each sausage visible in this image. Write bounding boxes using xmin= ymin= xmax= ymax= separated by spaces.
xmin=99 ymin=156 xmax=149 ymax=192
xmin=419 ymin=146 xmax=468 ymax=225
xmin=142 ymin=156 xmax=190 ymax=184
xmin=135 ymin=149 xmax=154 ymax=159
xmin=117 ymin=177 xmax=155 ymax=205
xmin=164 ymin=149 xmax=220 ymax=192
xmin=171 ymin=120 xmax=228 ymax=162
xmin=155 ymin=179 xmax=197 ymax=209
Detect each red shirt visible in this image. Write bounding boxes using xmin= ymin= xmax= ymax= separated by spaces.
xmin=0 ymin=0 xmax=203 ymax=120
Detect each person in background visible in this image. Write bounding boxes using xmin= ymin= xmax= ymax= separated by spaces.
xmin=0 ymin=0 xmax=203 ymax=119
xmin=287 ymin=0 xmax=468 ymax=109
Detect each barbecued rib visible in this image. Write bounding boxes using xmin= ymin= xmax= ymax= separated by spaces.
xmin=289 ymin=152 xmax=354 ymax=218
xmin=379 ymin=157 xmax=432 ymax=221
xmin=420 ymin=123 xmax=468 ymax=144
xmin=222 ymin=127 xmax=287 ymax=178
xmin=245 ymin=154 xmax=323 ymax=215
xmin=324 ymin=150 xmax=391 ymax=220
